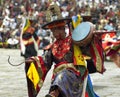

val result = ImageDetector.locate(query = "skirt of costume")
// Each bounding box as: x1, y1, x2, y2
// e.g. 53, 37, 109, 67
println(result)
49, 69, 83, 97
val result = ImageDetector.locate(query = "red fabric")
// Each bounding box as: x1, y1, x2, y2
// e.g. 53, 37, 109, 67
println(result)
26, 56, 48, 97
102, 32, 120, 56
101, 32, 116, 39
85, 91, 89, 97
90, 36, 105, 74
102, 32, 116, 50
52, 35, 72, 59
30, 56, 48, 82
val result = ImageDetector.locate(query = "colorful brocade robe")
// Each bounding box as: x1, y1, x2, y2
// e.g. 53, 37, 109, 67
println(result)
25, 34, 105, 97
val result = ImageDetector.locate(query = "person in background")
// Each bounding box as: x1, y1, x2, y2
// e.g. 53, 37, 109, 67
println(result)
20, 17, 40, 59
20, 17, 40, 97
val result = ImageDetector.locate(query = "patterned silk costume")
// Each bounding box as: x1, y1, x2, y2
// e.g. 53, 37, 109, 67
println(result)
25, 2, 105, 97
25, 30, 105, 97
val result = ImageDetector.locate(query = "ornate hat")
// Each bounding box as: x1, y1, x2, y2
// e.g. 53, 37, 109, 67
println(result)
41, 1, 71, 29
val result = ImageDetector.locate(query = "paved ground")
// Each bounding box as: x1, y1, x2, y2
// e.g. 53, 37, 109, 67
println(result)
0, 48, 120, 97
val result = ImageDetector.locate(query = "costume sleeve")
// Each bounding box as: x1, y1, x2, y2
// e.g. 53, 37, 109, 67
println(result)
89, 35, 105, 74
25, 50, 53, 97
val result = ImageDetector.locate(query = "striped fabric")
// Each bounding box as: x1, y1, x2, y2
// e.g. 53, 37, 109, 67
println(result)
26, 56, 48, 97
90, 36, 105, 74
85, 75, 99, 97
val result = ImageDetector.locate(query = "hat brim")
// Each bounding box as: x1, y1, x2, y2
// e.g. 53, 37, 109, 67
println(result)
41, 18, 71, 29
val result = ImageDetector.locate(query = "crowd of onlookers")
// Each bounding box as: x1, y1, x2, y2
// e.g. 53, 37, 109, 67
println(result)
0, 0, 120, 49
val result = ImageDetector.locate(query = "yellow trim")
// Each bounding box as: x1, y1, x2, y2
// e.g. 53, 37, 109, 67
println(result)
54, 63, 79, 74
22, 37, 34, 45
92, 42, 102, 72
